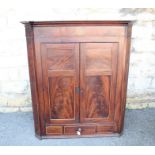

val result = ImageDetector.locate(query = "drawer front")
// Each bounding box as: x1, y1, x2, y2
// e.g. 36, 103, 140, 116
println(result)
46, 124, 116, 136
46, 126, 63, 135
64, 126, 96, 135
97, 125, 115, 133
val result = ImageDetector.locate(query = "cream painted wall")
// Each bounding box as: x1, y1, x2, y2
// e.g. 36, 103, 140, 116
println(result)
0, 8, 155, 112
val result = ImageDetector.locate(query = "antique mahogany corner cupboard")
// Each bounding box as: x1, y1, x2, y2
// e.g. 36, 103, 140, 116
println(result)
22, 21, 132, 139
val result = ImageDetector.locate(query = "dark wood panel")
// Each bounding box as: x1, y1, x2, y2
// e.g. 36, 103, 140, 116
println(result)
46, 126, 63, 135
49, 76, 75, 119
34, 26, 126, 39
80, 43, 118, 123
85, 76, 110, 118
41, 43, 79, 124
114, 30, 132, 133
24, 23, 42, 137
34, 36, 123, 43
97, 125, 115, 133
85, 43, 112, 71
46, 44, 75, 70
119, 24, 132, 132
64, 125, 96, 135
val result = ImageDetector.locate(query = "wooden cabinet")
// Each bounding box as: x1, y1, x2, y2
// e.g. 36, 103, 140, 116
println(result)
22, 21, 132, 139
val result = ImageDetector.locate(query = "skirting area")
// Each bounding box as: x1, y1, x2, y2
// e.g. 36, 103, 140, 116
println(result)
0, 109, 155, 146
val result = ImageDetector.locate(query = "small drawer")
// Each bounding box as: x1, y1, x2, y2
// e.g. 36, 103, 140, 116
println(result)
46, 126, 63, 135
97, 125, 114, 133
64, 126, 96, 135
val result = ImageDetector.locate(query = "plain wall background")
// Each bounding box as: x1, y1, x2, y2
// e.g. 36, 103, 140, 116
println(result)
0, 5, 155, 112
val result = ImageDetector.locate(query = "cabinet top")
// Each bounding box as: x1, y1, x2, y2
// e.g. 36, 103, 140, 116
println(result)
21, 20, 134, 26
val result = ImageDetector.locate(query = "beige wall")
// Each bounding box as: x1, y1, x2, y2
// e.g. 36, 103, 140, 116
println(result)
0, 8, 155, 112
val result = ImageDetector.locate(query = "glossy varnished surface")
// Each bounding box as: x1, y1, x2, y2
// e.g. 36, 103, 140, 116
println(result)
80, 43, 118, 124
23, 21, 132, 138
85, 76, 110, 118
49, 77, 75, 119
41, 43, 79, 125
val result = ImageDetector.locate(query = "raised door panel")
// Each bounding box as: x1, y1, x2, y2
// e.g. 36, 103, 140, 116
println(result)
80, 43, 118, 123
41, 43, 79, 125
85, 76, 110, 118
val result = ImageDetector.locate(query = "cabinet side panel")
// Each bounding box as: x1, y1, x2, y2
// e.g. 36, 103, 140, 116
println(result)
118, 24, 133, 133
24, 23, 41, 137
114, 25, 132, 133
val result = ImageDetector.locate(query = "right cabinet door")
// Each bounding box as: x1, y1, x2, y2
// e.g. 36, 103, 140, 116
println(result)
80, 43, 118, 124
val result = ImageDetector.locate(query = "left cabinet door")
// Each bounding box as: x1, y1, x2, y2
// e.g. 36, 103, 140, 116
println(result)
41, 43, 80, 128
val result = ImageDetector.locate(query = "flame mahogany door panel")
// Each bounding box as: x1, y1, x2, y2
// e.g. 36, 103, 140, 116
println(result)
80, 43, 118, 123
41, 43, 79, 125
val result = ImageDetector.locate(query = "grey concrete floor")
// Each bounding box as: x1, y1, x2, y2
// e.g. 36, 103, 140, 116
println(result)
0, 109, 155, 146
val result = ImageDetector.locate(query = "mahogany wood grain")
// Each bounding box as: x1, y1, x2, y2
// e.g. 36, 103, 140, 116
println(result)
64, 125, 96, 135
46, 126, 63, 135
24, 23, 42, 136
23, 21, 132, 139
80, 43, 118, 123
41, 43, 79, 124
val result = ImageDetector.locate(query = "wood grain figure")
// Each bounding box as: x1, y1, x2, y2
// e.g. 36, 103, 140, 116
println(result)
22, 21, 132, 139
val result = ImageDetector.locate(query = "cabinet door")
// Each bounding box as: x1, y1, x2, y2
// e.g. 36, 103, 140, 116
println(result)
80, 43, 118, 123
41, 43, 79, 125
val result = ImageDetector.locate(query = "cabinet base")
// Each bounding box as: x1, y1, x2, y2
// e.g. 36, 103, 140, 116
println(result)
36, 133, 121, 139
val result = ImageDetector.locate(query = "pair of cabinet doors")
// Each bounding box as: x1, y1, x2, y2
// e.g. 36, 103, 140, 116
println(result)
23, 21, 132, 138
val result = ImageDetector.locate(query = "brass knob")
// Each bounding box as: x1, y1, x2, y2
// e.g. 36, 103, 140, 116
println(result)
76, 128, 82, 135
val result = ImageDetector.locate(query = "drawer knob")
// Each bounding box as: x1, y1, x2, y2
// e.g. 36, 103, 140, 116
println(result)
76, 128, 82, 135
